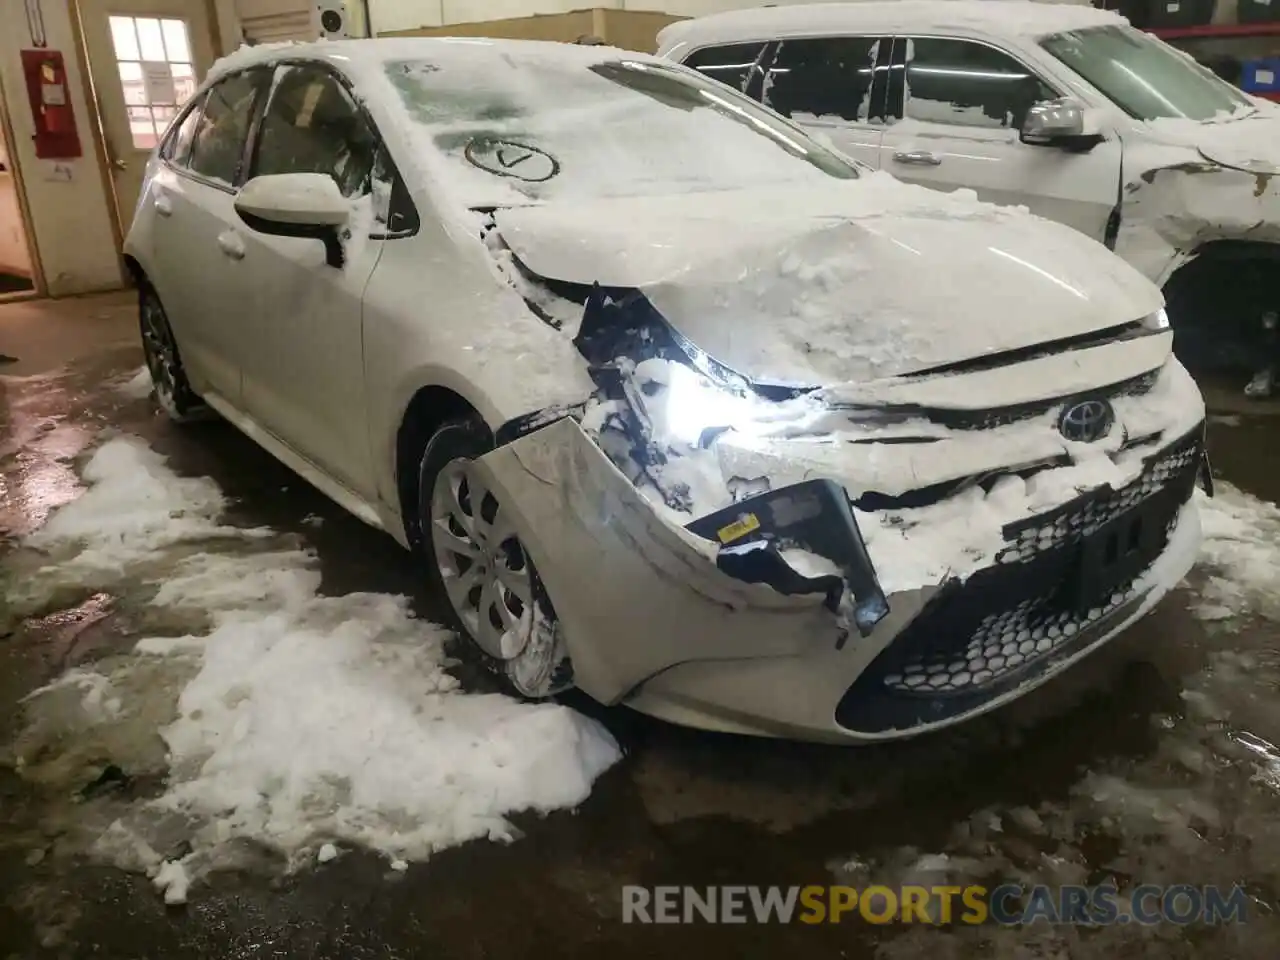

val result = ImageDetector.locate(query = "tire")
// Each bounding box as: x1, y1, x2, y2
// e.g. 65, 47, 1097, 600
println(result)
416, 417, 573, 698
138, 283, 207, 423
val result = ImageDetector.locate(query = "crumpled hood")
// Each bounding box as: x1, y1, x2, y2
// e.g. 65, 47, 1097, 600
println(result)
1148, 109, 1280, 176
494, 177, 1162, 385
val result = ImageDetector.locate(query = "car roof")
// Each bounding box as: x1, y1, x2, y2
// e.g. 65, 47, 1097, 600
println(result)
657, 0, 1125, 52
206, 35, 657, 85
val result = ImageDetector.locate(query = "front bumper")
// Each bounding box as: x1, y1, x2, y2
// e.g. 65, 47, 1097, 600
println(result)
473, 418, 1204, 743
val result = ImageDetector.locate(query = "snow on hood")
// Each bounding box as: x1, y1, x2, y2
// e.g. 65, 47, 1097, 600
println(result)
1147, 106, 1280, 177
495, 175, 1162, 385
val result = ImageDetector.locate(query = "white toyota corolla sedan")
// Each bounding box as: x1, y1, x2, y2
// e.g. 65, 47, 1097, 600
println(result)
125, 37, 1210, 743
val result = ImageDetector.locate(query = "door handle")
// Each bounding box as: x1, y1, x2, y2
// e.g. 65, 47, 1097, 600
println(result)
101, 125, 128, 171
893, 150, 943, 166
217, 231, 245, 260
154, 194, 173, 217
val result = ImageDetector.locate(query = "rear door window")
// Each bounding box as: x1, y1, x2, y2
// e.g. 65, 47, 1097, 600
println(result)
186, 70, 267, 185
762, 37, 889, 123
896, 37, 1058, 129
682, 41, 769, 95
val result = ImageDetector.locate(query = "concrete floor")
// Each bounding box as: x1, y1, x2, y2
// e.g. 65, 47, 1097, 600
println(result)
0, 290, 136, 377
3, 294, 1280, 958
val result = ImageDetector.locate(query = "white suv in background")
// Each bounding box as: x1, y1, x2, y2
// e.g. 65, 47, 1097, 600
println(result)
658, 0, 1280, 396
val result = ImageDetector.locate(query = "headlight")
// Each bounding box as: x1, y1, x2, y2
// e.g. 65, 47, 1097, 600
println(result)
625, 358, 818, 448
663, 361, 754, 446
1144, 308, 1170, 331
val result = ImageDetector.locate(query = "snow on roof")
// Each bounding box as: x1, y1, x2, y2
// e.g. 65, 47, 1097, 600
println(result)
657, 0, 1125, 52
208, 35, 643, 84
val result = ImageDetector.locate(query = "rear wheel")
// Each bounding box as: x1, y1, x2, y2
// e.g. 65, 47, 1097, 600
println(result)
417, 418, 572, 698
138, 284, 206, 422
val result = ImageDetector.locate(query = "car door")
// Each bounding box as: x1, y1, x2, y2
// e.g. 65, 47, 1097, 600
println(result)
147, 68, 271, 404
877, 36, 1122, 243
756, 36, 894, 169
234, 62, 385, 498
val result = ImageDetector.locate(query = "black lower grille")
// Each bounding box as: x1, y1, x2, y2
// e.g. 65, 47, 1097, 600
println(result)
835, 424, 1204, 735
997, 431, 1202, 565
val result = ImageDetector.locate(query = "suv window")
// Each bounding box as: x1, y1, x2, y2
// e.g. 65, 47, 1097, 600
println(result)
682, 41, 767, 94
186, 71, 264, 185
899, 37, 1057, 129
252, 65, 379, 197
1041, 24, 1251, 122
762, 37, 886, 123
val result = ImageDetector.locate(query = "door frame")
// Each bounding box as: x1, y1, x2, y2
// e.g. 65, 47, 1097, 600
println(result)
67, 0, 230, 281
0, 67, 47, 300
68, 0, 129, 278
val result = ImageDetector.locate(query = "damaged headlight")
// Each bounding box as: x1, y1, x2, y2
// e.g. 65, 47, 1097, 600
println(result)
621, 358, 762, 449
661, 361, 757, 447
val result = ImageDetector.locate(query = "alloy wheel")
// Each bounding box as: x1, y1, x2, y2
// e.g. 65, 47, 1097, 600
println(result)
430, 458, 535, 661
140, 293, 178, 410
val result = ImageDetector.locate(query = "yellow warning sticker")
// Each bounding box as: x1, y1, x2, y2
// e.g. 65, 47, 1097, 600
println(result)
717, 513, 761, 544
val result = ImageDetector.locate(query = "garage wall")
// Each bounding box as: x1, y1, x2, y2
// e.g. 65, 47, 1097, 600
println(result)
231, 0, 369, 42
0, 0, 123, 296
368, 0, 837, 35
383, 8, 685, 50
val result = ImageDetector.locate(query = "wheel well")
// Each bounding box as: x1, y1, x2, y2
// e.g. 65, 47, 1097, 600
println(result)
1163, 241, 1280, 375
396, 387, 490, 549
122, 254, 146, 288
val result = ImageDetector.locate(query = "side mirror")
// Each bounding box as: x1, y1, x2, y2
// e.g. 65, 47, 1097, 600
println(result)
1021, 98, 1086, 144
235, 173, 350, 268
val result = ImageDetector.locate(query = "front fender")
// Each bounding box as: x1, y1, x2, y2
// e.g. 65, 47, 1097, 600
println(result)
470, 417, 856, 702
1117, 160, 1280, 285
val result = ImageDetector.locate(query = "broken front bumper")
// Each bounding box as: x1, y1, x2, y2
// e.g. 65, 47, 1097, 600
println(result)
473, 418, 1204, 743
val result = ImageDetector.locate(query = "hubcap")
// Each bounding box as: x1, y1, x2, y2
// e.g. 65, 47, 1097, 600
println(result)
140, 295, 177, 404
430, 459, 535, 661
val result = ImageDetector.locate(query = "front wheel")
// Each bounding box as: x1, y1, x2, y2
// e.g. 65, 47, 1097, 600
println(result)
138, 284, 206, 422
417, 418, 572, 698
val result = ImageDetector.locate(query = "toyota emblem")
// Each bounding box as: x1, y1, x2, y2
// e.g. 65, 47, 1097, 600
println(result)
1058, 399, 1114, 443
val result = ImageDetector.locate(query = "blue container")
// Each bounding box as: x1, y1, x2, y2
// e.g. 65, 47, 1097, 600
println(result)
1242, 58, 1280, 94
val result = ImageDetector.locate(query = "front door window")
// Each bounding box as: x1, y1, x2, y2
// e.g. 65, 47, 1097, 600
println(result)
896, 37, 1058, 130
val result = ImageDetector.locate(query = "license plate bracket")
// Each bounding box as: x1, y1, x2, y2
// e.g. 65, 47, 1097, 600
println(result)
1071, 497, 1165, 613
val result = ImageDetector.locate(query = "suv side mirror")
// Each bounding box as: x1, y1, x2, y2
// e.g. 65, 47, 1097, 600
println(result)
1020, 98, 1104, 151
1021, 99, 1084, 142
235, 173, 350, 268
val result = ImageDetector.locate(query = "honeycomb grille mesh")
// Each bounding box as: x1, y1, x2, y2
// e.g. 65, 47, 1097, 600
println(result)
996, 439, 1200, 566
882, 588, 1131, 694
881, 429, 1202, 697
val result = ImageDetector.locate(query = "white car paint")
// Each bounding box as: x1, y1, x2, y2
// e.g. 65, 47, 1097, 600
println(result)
656, 0, 1280, 289
124, 37, 1206, 742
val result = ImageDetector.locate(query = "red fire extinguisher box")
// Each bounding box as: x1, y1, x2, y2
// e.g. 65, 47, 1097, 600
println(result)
20, 49, 83, 160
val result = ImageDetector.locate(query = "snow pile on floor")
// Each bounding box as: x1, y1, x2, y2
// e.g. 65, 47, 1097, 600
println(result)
115, 366, 154, 400
24, 436, 241, 572
1192, 483, 1280, 622
16, 437, 621, 902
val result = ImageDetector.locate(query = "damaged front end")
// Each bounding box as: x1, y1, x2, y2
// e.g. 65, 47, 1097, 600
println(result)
471, 210, 1208, 741
1116, 140, 1280, 379
570, 283, 890, 637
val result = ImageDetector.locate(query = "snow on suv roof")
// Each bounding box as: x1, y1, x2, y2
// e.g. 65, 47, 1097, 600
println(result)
658, 0, 1124, 51
208, 36, 649, 83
